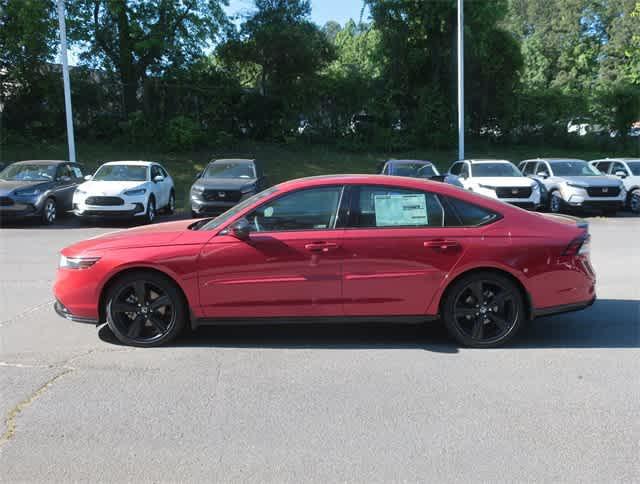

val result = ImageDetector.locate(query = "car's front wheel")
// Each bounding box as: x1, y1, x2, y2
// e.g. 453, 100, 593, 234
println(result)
549, 190, 563, 213
441, 272, 525, 348
41, 197, 57, 225
105, 271, 187, 347
165, 190, 175, 214
145, 196, 156, 224
629, 189, 640, 214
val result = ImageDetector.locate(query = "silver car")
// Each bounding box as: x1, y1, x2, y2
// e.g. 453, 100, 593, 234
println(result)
519, 158, 625, 215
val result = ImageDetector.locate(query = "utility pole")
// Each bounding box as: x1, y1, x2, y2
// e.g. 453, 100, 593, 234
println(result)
57, 0, 76, 162
457, 0, 464, 160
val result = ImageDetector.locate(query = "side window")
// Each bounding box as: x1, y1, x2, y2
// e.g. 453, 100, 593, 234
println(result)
538, 162, 550, 176
449, 163, 461, 175
521, 162, 536, 175
594, 161, 611, 174
441, 196, 499, 227
460, 163, 470, 178
57, 164, 73, 180
151, 165, 162, 179
70, 164, 84, 179
246, 186, 343, 232
382, 163, 390, 175
349, 186, 446, 228
611, 162, 627, 175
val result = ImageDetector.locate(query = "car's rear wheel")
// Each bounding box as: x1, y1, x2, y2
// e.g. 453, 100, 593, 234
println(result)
41, 197, 57, 225
165, 190, 175, 214
441, 272, 525, 348
629, 189, 640, 214
105, 271, 186, 347
549, 190, 563, 213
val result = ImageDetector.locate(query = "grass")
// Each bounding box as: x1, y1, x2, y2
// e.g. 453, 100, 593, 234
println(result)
2, 140, 637, 210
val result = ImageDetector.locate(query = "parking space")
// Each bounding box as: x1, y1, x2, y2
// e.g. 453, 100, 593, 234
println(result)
0, 216, 638, 481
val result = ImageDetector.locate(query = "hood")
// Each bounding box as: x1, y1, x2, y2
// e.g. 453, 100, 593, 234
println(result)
195, 177, 256, 190
78, 180, 147, 196
0, 179, 52, 196
556, 175, 621, 187
61, 219, 202, 254
470, 177, 534, 188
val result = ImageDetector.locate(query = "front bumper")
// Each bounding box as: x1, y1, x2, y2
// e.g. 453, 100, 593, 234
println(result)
54, 300, 99, 324
73, 202, 145, 218
560, 186, 625, 208
0, 198, 44, 219
191, 199, 237, 215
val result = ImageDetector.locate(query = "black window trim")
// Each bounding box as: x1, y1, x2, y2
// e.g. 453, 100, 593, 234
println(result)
240, 184, 348, 234
343, 184, 502, 230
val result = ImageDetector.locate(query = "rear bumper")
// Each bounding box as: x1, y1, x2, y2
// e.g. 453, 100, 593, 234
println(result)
532, 297, 596, 318
54, 300, 99, 324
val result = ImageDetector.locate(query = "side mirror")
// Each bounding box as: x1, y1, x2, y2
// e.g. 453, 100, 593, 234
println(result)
536, 171, 549, 179
614, 170, 627, 178
153, 175, 164, 183
84, 174, 92, 181
229, 218, 251, 241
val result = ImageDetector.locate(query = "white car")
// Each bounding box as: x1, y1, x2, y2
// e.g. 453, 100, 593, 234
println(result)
447, 159, 541, 210
590, 158, 640, 213
73, 161, 175, 223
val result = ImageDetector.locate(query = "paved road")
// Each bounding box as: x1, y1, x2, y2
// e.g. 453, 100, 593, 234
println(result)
1, 214, 638, 482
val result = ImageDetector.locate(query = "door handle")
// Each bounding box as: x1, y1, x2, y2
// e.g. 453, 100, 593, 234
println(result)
304, 242, 339, 253
424, 240, 461, 250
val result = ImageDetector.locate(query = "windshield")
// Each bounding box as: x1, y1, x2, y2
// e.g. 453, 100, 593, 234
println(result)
199, 186, 279, 230
550, 160, 599, 177
392, 163, 437, 178
471, 163, 522, 177
0, 163, 57, 181
627, 162, 640, 176
92, 165, 148, 182
204, 162, 256, 179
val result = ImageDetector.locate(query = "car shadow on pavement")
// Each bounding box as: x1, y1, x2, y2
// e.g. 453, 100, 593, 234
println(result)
0, 212, 189, 229
98, 299, 639, 351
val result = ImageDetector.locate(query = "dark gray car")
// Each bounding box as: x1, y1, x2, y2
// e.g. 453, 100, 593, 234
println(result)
0, 160, 85, 224
190, 159, 267, 217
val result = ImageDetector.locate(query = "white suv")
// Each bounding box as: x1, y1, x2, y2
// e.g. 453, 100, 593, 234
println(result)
590, 158, 640, 214
447, 159, 541, 210
73, 161, 175, 223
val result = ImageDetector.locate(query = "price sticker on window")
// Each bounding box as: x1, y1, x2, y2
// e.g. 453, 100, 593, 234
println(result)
374, 193, 428, 227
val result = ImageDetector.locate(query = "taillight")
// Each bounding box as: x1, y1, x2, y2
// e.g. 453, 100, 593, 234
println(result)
563, 234, 590, 256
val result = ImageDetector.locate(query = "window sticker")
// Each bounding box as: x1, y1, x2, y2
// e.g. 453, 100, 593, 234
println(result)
374, 193, 428, 227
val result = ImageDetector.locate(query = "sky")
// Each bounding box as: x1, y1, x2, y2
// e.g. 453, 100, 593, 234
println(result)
226, 0, 369, 27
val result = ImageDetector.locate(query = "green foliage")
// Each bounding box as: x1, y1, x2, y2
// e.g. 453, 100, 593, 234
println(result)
165, 115, 203, 151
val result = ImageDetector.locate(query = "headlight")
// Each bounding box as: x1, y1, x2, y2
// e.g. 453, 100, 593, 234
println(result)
123, 188, 146, 196
240, 185, 256, 194
478, 184, 496, 190
191, 185, 204, 194
59, 255, 100, 270
14, 187, 41, 197
74, 188, 87, 195
566, 182, 587, 189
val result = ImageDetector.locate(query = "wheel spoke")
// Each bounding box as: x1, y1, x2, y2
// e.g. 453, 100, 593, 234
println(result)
112, 301, 138, 313
133, 281, 146, 305
149, 315, 168, 333
469, 281, 484, 304
471, 319, 484, 339
491, 291, 513, 308
488, 313, 509, 331
455, 306, 476, 318
150, 295, 171, 311
126, 315, 144, 338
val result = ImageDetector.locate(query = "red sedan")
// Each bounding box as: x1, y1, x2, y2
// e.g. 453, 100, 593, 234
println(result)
53, 175, 596, 348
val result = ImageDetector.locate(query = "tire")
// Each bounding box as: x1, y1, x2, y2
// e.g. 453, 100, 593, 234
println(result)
145, 196, 156, 224
441, 272, 526, 348
105, 271, 187, 347
629, 189, 640, 214
165, 190, 176, 214
41, 197, 57, 225
549, 190, 563, 214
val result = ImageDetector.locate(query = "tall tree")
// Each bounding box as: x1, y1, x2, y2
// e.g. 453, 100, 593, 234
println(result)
67, 0, 229, 116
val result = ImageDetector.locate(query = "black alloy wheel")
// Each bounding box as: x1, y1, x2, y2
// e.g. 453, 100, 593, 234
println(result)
42, 197, 57, 225
166, 191, 176, 214
549, 191, 563, 214
105, 271, 186, 347
145, 196, 156, 224
629, 190, 640, 214
442, 272, 525, 348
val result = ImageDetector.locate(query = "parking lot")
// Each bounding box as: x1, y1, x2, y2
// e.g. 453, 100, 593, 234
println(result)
0, 214, 638, 482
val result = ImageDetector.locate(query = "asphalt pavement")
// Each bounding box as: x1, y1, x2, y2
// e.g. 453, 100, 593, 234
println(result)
0, 213, 638, 482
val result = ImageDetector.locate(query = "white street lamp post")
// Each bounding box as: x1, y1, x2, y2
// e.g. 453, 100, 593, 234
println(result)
457, 0, 464, 160
57, 0, 76, 163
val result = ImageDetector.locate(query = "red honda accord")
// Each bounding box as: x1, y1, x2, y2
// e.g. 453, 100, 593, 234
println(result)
53, 175, 595, 348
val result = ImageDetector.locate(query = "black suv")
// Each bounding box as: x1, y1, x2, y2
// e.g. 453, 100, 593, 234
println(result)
190, 159, 267, 217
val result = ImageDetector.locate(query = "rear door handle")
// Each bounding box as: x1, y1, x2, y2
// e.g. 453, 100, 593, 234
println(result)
424, 240, 461, 250
304, 242, 339, 253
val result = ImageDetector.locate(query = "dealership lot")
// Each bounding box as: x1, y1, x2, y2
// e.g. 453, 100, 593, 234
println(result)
0, 216, 638, 481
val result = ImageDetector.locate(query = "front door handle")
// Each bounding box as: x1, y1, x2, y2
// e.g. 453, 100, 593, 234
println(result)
424, 240, 461, 251
304, 242, 339, 253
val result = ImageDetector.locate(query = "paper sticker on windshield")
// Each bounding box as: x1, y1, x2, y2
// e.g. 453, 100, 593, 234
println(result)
374, 193, 428, 227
